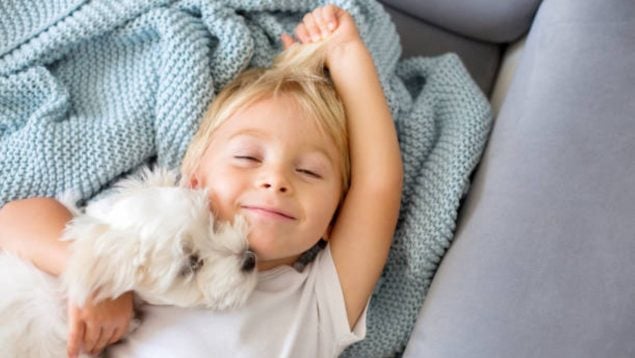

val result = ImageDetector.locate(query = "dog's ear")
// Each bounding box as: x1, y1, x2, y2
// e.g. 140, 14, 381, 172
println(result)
61, 216, 139, 306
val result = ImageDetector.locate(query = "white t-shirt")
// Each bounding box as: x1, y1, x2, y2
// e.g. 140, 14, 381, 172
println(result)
109, 244, 368, 357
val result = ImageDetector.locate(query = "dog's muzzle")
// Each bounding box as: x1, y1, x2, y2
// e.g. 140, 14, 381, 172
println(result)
241, 250, 256, 272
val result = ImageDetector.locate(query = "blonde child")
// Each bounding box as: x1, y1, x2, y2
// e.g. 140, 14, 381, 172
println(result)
0, 4, 402, 357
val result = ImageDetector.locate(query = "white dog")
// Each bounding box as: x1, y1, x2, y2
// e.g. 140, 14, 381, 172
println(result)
0, 167, 258, 358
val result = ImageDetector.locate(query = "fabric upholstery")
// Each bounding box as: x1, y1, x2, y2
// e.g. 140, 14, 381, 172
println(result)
0, 1, 492, 356
404, 0, 635, 356
380, 0, 541, 43
383, 4, 501, 95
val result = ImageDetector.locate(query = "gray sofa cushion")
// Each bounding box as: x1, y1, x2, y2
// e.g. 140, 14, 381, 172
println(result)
383, 5, 500, 95
404, 0, 635, 356
381, 0, 541, 43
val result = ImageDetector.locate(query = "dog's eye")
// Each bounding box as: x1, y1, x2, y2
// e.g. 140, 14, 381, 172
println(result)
189, 254, 203, 271
179, 254, 204, 277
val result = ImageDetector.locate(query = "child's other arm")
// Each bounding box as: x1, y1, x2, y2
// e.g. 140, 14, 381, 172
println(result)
0, 198, 134, 357
285, 5, 403, 330
0, 198, 73, 275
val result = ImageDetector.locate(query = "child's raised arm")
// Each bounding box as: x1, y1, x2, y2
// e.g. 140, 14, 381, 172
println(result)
283, 5, 403, 329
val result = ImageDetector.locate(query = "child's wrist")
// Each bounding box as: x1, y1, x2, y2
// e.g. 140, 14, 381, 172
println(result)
326, 39, 370, 70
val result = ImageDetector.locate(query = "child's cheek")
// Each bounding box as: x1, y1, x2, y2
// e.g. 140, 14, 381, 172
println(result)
207, 177, 242, 223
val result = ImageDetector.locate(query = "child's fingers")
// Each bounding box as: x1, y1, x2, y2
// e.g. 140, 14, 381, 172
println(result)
302, 13, 321, 42
312, 7, 331, 38
83, 323, 103, 354
108, 326, 125, 345
280, 33, 296, 49
67, 307, 84, 358
294, 24, 311, 44
322, 4, 338, 31
90, 327, 114, 355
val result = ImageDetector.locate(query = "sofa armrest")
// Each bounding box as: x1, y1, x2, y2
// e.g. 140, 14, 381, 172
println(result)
404, 0, 635, 356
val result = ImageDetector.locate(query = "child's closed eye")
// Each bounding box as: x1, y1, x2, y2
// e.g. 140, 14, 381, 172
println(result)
296, 168, 322, 179
234, 155, 261, 162
233, 155, 262, 168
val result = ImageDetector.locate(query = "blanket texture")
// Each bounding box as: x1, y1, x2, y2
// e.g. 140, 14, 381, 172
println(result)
0, 0, 492, 355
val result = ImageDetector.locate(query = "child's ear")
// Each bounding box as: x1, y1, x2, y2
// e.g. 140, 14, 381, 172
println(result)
187, 174, 200, 189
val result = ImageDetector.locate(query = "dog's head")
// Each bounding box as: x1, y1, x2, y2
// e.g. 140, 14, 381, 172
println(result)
127, 186, 258, 310
64, 168, 258, 310
177, 214, 258, 310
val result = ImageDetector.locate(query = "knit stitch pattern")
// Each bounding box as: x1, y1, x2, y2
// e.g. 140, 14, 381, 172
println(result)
0, 0, 492, 356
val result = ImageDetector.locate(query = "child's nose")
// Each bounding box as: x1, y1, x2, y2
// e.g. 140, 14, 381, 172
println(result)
258, 169, 292, 194
261, 182, 289, 193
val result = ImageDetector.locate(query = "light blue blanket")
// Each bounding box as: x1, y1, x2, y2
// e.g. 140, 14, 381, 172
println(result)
0, 0, 492, 355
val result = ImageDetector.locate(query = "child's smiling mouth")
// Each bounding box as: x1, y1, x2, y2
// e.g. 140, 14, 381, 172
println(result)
240, 205, 297, 221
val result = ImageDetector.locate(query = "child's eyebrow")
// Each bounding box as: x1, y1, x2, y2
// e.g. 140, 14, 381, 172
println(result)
302, 147, 335, 167
227, 129, 268, 141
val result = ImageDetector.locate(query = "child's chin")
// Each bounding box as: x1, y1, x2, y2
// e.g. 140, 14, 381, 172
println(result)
246, 235, 278, 257
247, 226, 284, 243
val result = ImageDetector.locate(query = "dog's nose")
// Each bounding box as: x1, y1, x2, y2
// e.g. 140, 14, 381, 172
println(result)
241, 250, 256, 272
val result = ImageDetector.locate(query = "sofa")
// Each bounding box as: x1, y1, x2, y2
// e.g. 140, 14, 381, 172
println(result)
1, 0, 633, 356
379, 0, 635, 356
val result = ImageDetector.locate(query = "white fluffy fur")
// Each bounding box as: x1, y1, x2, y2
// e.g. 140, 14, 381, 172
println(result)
0, 167, 258, 357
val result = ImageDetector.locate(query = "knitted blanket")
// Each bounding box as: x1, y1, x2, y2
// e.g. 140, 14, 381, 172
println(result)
0, 0, 492, 355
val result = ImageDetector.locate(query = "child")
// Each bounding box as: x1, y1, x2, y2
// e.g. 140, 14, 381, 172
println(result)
0, 4, 402, 357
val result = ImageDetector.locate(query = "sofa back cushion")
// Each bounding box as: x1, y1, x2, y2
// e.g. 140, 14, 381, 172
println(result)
380, 0, 542, 43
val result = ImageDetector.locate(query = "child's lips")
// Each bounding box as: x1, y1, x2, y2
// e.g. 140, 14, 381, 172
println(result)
240, 205, 296, 221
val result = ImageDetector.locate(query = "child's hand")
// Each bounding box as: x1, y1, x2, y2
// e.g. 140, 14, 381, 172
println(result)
281, 4, 363, 66
67, 291, 134, 357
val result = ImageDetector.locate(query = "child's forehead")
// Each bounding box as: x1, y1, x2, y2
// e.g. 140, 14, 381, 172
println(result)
219, 95, 325, 139
208, 93, 342, 160
240, 92, 307, 118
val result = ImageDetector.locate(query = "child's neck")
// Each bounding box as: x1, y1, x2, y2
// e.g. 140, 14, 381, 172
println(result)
256, 255, 300, 271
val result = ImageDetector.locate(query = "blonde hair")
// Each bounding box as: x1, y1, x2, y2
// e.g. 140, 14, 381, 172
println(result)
181, 42, 350, 194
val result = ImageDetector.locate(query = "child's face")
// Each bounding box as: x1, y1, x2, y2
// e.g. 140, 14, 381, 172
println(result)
190, 94, 343, 271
